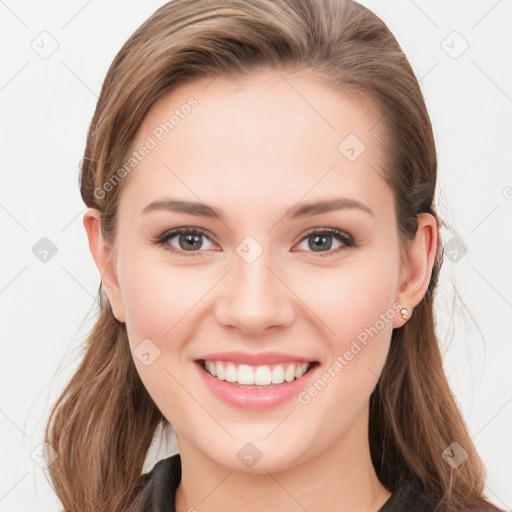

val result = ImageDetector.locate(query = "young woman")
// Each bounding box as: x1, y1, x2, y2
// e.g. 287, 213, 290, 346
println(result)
44, 0, 504, 510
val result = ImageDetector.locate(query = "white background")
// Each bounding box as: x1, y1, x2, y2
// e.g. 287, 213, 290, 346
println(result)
0, 1, 511, 510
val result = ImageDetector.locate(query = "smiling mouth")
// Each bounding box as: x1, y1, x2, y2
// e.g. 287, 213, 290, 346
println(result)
196, 359, 320, 388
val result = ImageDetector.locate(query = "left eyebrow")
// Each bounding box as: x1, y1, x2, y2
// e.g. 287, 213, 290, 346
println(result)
141, 199, 224, 220
141, 197, 374, 220
284, 197, 374, 219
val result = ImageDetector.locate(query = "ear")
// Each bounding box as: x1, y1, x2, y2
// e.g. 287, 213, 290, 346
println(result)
83, 208, 126, 323
392, 213, 438, 328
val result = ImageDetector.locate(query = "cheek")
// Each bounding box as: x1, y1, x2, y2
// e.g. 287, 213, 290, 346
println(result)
122, 273, 166, 344
294, 280, 395, 440
294, 252, 400, 344
117, 252, 207, 395
319, 276, 394, 385
119, 252, 201, 343
291, 252, 399, 407
117, 258, 194, 423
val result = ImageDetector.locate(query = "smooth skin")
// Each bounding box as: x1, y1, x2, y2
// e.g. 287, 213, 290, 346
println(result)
84, 70, 437, 512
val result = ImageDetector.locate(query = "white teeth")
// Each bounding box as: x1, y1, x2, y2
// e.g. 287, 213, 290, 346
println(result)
254, 365, 272, 385
271, 365, 285, 384
284, 364, 296, 383
205, 361, 217, 377
295, 364, 307, 379
203, 361, 312, 385
225, 363, 237, 382
215, 362, 226, 380
237, 364, 254, 385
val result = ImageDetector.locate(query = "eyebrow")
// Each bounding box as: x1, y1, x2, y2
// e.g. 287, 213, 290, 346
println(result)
141, 197, 374, 220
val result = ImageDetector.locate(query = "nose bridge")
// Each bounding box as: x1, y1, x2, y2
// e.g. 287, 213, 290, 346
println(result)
236, 247, 275, 300
214, 238, 294, 334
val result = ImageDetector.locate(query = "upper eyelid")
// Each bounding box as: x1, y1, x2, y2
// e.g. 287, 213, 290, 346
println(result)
155, 227, 218, 249
156, 226, 353, 251
165, 227, 217, 243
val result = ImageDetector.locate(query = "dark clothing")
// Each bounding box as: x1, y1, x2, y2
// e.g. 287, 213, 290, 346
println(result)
139, 453, 501, 511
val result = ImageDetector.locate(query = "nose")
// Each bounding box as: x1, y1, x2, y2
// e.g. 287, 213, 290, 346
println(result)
214, 249, 295, 336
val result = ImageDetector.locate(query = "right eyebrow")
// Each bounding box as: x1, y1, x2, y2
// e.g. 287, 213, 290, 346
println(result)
141, 196, 374, 221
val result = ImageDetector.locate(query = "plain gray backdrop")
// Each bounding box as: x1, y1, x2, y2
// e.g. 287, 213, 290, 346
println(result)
1, 1, 511, 510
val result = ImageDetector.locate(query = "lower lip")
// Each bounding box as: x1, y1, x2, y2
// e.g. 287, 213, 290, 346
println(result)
195, 361, 318, 410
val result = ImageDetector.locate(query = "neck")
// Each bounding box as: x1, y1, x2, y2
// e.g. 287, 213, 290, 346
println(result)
174, 411, 391, 512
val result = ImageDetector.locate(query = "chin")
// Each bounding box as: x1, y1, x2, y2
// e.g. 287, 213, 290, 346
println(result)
200, 435, 311, 474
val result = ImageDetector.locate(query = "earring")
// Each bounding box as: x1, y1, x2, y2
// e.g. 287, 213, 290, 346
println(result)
400, 308, 409, 320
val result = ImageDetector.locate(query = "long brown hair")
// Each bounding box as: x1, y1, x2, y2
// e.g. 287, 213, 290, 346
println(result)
45, 1, 497, 510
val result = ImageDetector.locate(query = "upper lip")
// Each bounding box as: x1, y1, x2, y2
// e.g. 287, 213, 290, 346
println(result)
196, 351, 317, 366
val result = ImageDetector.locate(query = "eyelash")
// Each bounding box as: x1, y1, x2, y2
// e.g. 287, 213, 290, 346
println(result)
151, 226, 356, 258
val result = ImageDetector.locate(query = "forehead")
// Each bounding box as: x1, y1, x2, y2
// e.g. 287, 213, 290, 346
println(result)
118, 71, 392, 223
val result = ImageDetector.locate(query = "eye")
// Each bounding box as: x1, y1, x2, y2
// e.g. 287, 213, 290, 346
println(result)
295, 227, 355, 256
152, 226, 355, 257
152, 227, 216, 256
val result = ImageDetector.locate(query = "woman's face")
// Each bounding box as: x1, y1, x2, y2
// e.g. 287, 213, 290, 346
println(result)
99, 71, 414, 472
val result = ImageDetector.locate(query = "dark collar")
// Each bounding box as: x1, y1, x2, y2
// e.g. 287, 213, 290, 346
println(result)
139, 453, 500, 512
